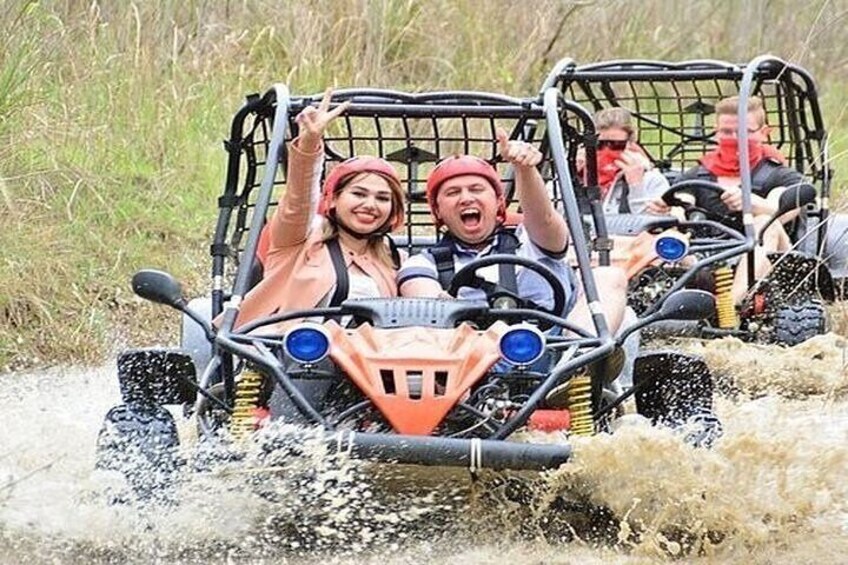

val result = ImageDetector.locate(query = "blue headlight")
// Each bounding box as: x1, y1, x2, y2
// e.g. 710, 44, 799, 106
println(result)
655, 233, 689, 262
499, 326, 546, 366
284, 324, 330, 364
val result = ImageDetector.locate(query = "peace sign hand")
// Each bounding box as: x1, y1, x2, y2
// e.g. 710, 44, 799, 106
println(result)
296, 88, 350, 150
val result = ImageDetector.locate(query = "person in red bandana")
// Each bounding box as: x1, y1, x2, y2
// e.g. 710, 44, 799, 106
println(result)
646, 95, 804, 301
585, 107, 670, 214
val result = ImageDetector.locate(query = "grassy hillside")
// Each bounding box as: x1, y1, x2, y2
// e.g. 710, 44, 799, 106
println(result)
1, 0, 847, 369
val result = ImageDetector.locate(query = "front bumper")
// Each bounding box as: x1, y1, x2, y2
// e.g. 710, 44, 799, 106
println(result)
324, 431, 571, 472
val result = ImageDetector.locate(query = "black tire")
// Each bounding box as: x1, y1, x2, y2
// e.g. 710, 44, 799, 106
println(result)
632, 351, 723, 448
96, 404, 182, 503
772, 300, 829, 346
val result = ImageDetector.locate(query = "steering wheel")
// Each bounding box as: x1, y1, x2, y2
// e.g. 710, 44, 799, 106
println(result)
447, 254, 567, 318
661, 180, 734, 224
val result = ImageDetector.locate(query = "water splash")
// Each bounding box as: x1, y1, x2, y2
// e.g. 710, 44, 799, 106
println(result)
1, 334, 846, 562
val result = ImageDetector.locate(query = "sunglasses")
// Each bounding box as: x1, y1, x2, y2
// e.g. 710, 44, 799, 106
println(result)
597, 139, 628, 151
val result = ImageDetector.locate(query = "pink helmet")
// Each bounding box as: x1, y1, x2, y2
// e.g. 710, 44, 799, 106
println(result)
317, 156, 404, 232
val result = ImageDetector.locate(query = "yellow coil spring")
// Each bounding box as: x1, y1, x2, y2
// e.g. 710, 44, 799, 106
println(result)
714, 265, 738, 329
229, 369, 263, 440
564, 373, 594, 437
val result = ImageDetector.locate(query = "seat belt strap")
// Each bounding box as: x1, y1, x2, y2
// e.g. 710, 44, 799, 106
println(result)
327, 238, 350, 307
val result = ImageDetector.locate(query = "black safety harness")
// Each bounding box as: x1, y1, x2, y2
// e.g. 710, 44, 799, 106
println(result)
428, 229, 521, 293
614, 177, 633, 214
326, 234, 401, 307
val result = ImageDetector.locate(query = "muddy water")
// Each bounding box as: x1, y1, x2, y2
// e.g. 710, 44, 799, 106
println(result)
1, 334, 846, 564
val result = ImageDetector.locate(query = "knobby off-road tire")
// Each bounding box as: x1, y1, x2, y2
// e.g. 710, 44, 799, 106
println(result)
96, 404, 182, 503
772, 300, 829, 346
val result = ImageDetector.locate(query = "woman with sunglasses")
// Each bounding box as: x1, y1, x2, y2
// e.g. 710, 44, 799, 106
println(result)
233, 89, 405, 331
582, 107, 669, 215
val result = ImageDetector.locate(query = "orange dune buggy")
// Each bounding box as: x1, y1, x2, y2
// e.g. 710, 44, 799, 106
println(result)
95, 86, 720, 499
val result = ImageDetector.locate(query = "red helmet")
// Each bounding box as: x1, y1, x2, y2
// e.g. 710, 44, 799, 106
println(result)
318, 156, 404, 232
425, 155, 506, 227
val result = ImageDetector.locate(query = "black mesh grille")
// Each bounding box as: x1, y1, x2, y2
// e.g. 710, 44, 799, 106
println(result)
552, 59, 828, 183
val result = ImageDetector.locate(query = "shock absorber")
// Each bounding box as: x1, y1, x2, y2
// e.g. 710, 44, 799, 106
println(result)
563, 373, 594, 437
229, 368, 264, 440
714, 265, 738, 329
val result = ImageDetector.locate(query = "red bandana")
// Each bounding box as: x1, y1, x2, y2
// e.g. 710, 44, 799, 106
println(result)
594, 148, 623, 196
700, 139, 787, 177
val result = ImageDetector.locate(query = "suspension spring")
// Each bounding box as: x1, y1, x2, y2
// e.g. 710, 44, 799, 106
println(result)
714, 265, 738, 329
229, 368, 263, 440
564, 373, 594, 437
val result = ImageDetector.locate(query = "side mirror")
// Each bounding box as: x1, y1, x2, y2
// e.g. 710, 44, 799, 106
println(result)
131, 269, 216, 342
616, 289, 715, 344
132, 269, 186, 309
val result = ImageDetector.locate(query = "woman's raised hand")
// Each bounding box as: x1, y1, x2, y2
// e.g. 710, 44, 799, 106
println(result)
296, 88, 350, 150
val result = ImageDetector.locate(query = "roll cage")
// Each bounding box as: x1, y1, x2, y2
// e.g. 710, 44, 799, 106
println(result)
205, 86, 624, 438
211, 87, 621, 321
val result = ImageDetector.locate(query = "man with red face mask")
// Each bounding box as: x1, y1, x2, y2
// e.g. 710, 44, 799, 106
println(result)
646, 95, 804, 301
647, 96, 801, 233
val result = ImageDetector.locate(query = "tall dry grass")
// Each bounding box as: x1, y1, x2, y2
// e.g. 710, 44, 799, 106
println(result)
1, 0, 847, 368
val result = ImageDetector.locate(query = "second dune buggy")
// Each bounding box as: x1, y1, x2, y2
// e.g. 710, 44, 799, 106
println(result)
540, 54, 843, 346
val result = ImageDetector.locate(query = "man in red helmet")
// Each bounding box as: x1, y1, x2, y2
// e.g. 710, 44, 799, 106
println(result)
398, 128, 627, 335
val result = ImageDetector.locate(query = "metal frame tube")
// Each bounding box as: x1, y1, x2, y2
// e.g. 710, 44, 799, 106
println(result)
326, 431, 571, 471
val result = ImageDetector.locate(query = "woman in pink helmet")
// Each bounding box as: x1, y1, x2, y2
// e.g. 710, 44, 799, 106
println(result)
234, 90, 405, 330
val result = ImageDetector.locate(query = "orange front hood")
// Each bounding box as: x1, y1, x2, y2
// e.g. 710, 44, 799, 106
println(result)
326, 321, 508, 435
